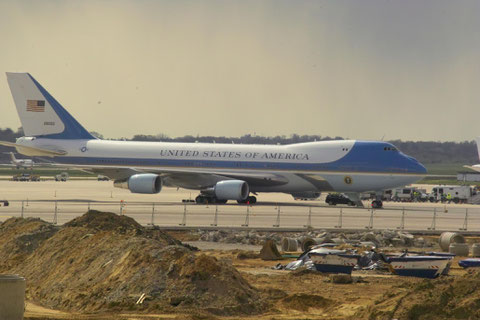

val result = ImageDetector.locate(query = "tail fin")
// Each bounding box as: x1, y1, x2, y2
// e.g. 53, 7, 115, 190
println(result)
6, 73, 94, 140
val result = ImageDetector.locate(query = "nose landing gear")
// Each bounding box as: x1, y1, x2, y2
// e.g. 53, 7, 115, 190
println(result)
371, 200, 383, 209
371, 191, 384, 208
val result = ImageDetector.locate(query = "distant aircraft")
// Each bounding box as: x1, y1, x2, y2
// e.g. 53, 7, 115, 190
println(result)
1, 72, 427, 208
1, 152, 34, 169
464, 137, 480, 173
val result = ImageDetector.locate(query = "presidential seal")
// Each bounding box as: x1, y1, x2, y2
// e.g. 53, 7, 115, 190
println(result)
344, 176, 353, 185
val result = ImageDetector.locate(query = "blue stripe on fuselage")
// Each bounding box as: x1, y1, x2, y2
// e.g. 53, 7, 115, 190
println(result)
52, 141, 426, 174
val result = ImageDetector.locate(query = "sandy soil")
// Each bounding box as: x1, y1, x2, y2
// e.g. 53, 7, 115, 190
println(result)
5, 215, 474, 320
23, 244, 473, 320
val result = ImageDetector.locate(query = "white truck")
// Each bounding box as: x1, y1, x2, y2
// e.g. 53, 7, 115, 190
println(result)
389, 187, 428, 202
429, 185, 472, 203
392, 188, 415, 202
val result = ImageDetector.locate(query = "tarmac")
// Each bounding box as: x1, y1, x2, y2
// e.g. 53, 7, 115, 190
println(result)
1, 180, 480, 232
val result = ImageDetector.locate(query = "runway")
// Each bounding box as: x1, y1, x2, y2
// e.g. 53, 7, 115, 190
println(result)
0, 180, 479, 233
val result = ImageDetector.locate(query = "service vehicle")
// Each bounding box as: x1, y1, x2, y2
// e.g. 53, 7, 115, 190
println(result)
390, 187, 427, 202
429, 185, 472, 203
392, 188, 416, 202
325, 193, 356, 206
12, 173, 40, 181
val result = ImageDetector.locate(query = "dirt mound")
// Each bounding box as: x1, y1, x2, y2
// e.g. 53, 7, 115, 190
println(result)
64, 210, 142, 233
281, 293, 335, 311
0, 211, 264, 316
0, 217, 58, 270
355, 270, 480, 319
235, 250, 259, 260
174, 313, 219, 320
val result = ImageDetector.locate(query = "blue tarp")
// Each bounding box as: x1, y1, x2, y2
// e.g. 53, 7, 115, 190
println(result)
459, 258, 480, 268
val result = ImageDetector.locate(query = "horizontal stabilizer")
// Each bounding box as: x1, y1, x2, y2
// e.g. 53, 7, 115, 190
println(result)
0, 141, 66, 157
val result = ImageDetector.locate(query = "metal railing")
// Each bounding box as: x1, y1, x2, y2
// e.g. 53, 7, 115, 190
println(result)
1, 200, 480, 233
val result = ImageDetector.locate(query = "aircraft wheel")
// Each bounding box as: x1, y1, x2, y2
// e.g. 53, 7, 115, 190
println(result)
195, 195, 207, 204
247, 196, 257, 204
371, 200, 383, 208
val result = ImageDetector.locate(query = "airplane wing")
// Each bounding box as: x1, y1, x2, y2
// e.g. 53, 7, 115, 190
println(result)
160, 170, 289, 189
47, 163, 289, 188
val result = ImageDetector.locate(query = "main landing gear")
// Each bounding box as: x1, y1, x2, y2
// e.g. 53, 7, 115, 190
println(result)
194, 195, 257, 205
195, 195, 227, 204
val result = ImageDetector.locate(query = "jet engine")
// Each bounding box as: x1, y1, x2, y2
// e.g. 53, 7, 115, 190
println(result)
114, 173, 162, 194
214, 180, 249, 200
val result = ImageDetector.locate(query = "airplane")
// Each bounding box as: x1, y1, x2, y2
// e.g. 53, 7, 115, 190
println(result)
464, 137, 480, 173
2, 152, 34, 169
1, 72, 427, 208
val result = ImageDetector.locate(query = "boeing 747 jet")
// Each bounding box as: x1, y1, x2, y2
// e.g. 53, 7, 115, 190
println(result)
1, 73, 427, 208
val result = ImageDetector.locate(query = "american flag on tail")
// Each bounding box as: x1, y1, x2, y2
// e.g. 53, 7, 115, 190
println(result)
26, 100, 45, 112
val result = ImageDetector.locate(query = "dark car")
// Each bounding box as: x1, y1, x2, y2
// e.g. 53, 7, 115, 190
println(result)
325, 193, 355, 206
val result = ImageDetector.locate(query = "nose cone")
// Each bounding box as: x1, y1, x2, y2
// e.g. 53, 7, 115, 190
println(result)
404, 155, 427, 175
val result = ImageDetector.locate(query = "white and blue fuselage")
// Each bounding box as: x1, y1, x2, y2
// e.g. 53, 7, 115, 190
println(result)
15, 136, 426, 193
4, 72, 427, 203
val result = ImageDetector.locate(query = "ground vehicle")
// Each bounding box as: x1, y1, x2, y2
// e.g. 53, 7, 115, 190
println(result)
97, 175, 110, 181
391, 187, 427, 202
392, 188, 415, 202
13, 173, 40, 181
429, 185, 472, 203
55, 172, 69, 182
325, 193, 355, 206
0, 200, 9, 206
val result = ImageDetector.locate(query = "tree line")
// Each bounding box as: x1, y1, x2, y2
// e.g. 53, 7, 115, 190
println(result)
0, 128, 477, 165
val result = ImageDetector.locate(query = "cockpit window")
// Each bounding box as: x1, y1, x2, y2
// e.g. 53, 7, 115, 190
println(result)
383, 146, 397, 151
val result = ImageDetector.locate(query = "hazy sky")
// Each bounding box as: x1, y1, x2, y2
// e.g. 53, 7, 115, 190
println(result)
0, 0, 479, 141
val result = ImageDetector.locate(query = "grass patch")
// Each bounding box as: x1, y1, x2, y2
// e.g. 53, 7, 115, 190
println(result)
424, 163, 474, 175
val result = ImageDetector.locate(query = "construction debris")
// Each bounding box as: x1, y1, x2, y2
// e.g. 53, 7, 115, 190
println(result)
259, 239, 282, 260
439, 231, 466, 251
194, 229, 429, 249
